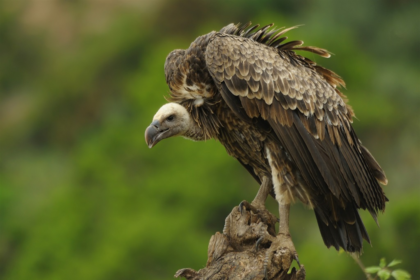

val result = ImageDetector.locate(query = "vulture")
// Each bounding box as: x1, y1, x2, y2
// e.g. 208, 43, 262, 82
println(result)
145, 22, 388, 270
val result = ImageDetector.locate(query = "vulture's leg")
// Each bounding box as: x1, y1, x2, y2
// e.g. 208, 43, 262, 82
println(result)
277, 201, 300, 266
239, 176, 271, 214
252, 176, 272, 208
259, 149, 304, 278
258, 197, 302, 278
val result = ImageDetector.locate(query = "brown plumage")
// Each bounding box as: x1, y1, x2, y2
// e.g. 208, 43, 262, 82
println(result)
146, 22, 388, 254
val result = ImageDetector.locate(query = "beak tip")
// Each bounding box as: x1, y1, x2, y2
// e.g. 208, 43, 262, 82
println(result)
145, 126, 152, 147
145, 124, 159, 148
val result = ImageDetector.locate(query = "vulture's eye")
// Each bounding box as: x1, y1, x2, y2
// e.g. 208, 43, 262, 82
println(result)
167, 115, 175, 121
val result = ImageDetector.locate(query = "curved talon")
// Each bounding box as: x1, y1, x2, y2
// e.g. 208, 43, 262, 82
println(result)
256, 236, 264, 251
294, 254, 301, 267
238, 200, 259, 215
239, 201, 245, 215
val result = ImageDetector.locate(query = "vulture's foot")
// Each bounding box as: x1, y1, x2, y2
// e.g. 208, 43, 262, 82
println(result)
257, 232, 305, 279
238, 200, 259, 215
238, 176, 278, 229
238, 200, 278, 237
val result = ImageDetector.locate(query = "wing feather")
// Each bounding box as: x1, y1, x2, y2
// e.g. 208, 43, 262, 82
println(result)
225, 75, 248, 97
205, 32, 387, 251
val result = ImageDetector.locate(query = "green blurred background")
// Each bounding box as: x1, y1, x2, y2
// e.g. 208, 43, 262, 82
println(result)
1, 0, 419, 279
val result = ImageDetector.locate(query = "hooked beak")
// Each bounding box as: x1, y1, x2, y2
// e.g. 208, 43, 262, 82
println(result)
145, 120, 169, 148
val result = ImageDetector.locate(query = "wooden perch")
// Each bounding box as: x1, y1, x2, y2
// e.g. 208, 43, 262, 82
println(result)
174, 204, 306, 280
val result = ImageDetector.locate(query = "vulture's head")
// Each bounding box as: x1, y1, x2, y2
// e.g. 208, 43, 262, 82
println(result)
145, 103, 192, 148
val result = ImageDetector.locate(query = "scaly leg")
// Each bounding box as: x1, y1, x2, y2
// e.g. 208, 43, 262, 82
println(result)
258, 202, 303, 279
261, 148, 304, 279
239, 176, 271, 214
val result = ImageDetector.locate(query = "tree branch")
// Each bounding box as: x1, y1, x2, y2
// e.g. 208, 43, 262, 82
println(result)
175, 205, 306, 280
351, 254, 374, 280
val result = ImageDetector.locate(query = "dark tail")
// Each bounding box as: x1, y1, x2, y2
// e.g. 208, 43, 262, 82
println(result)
360, 144, 388, 186
314, 205, 370, 253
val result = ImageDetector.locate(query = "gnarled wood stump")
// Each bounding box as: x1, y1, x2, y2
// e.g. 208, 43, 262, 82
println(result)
175, 205, 306, 280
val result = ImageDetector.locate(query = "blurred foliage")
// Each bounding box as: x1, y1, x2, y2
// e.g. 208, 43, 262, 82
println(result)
0, 0, 419, 279
365, 258, 411, 280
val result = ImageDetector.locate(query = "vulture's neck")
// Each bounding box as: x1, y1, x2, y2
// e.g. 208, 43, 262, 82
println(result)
184, 120, 207, 141
182, 99, 222, 142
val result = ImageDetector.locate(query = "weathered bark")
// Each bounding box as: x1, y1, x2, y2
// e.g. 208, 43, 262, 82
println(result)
175, 205, 306, 280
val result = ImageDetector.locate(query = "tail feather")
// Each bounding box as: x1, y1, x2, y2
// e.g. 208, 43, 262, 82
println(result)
315, 206, 370, 253
360, 144, 388, 186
